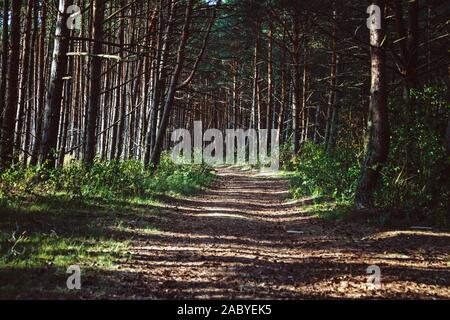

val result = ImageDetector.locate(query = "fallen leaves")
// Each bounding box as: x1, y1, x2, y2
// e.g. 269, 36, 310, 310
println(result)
43, 168, 450, 299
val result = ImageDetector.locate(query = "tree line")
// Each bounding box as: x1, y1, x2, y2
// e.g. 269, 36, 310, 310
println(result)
0, 0, 448, 209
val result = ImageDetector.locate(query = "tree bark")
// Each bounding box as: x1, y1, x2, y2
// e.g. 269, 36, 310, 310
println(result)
325, 5, 338, 152
30, 1, 47, 166
38, 0, 74, 168
14, 0, 34, 164
0, 0, 9, 131
84, 0, 104, 165
267, 21, 274, 145
355, 0, 390, 209
150, 0, 193, 167
0, 0, 21, 169
292, 13, 301, 154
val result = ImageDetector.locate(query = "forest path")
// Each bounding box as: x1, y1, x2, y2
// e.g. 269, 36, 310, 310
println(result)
111, 167, 449, 299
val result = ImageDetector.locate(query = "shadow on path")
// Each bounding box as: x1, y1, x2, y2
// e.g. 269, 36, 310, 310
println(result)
116, 168, 450, 299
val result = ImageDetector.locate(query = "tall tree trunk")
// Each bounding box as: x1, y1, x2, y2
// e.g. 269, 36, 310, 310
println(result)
150, 0, 193, 167
301, 31, 309, 144
0, 0, 21, 169
325, 5, 338, 152
109, 4, 125, 161
232, 57, 238, 130
394, 0, 420, 172
0, 0, 9, 131
278, 31, 287, 145
30, 1, 47, 166
355, 0, 390, 209
84, 0, 104, 165
23, 0, 39, 167
144, 0, 174, 165
266, 21, 274, 145
38, 0, 74, 168
58, 40, 75, 168
251, 24, 260, 130
292, 13, 301, 154
14, 0, 34, 164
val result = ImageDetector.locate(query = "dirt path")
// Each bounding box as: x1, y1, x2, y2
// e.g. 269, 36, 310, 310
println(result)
109, 167, 449, 299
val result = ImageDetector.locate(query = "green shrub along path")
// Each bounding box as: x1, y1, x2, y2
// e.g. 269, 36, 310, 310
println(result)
2, 166, 448, 299
0, 157, 214, 298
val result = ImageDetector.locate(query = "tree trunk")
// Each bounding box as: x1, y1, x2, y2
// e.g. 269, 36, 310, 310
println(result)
292, 13, 301, 154
325, 5, 338, 152
150, 0, 193, 167
394, 0, 420, 172
14, 0, 34, 164
0, 0, 9, 131
144, 0, 174, 165
355, 0, 390, 209
38, 0, 73, 168
23, 0, 39, 167
251, 25, 260, 130
278, 31, 287, 145
0, 0, 21, 169
267, 21, 274, 145
30, 1, 47, 166
84, 0, 104, 165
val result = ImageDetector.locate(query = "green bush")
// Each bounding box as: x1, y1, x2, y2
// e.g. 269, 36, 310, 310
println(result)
150, 155, 214, 195
0, 155, 214, 203
285, 84, 449, 226
288, 142, 361, 201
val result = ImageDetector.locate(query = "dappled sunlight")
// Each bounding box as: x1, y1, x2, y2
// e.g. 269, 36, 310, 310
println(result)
210, 189, 290, 196
107, 167, 450, 299
195, 213, 254, 220
2, 167, 448, 299
0, 0, 447, 301
368, 230, 450, 240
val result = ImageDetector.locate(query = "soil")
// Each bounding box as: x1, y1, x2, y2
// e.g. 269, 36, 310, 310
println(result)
101, 167, 450, 299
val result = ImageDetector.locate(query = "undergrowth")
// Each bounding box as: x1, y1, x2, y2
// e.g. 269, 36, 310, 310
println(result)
0, 155, 214, 298
285, 84, 449, 228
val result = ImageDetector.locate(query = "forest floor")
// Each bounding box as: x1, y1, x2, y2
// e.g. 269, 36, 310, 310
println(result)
95, 167, 449, 299
1, 167, 449, 299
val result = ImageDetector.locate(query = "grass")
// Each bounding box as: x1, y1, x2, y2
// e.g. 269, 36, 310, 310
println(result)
0, 158, 214, 298
282, 140, 449, 229
299, 201, 349, 220
291, 195, 450, 230
0, 195, 153, 298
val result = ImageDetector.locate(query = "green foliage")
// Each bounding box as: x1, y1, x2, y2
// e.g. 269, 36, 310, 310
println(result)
279, 140, 295, 171
149, 154, 214, 195
285, 84, 449, 227
0, 155, 214, 202
378, 84, 449, 224
0, 164, 42, 198
381, 122, 446, 206
410, 83, 449, 111
0, 155, 214, 297
51, 160, 152, 198
288, 142, 361, 201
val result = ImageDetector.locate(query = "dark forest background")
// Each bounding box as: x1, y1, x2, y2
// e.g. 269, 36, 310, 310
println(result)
0, 0, 448, 224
